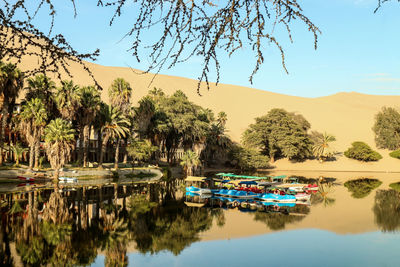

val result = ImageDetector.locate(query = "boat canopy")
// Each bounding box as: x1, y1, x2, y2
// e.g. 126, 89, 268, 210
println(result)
215, 173, 269, 180
271, 175, 287, 180
185, 176, 207, 182
239, 181, 258, 185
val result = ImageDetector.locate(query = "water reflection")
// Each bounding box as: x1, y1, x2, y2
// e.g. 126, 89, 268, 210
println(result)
310, 182, 336, 207
0, 180, 225, 266
344, 178, 382, 199
373, 189, 400, 232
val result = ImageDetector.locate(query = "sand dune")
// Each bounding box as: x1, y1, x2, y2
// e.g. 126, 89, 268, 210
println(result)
15, 57, 400, 171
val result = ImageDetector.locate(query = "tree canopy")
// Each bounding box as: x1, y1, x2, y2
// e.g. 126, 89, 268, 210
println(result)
372, 107, 400, 150
242, 108, 312, 162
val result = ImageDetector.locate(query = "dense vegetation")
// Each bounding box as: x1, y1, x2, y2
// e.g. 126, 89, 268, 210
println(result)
372, 107, 400, 150
242, 108, 313, 162
0, 62, 234, 176
344, 142, 382, 162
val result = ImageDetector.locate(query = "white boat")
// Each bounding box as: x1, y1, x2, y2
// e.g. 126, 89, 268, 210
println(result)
294, 193, 311, 201
185, 176, 212, 195
58, 177, 77, 183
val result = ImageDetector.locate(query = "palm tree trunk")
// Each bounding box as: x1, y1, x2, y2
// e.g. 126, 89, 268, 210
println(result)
123, 138, 128, 164
28, 143, 34, 170
83, 125, 90, 167
114, 138, 120, 169
34, 139, 40, 169
97, 129, 102, 164
77, 125, 84, 166
98, 133, 110, 169
0, 102, 8, 165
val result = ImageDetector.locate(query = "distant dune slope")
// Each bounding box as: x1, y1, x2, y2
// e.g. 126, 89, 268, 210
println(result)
15, 57, 400, 168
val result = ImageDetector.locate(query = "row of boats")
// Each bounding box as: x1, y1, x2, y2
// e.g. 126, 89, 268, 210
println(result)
185, 173, 319, 203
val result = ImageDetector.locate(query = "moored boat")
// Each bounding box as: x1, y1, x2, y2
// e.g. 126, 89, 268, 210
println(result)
58, 177, 77, 183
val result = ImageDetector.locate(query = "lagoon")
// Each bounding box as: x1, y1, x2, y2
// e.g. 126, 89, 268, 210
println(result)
1, 173, 400, 266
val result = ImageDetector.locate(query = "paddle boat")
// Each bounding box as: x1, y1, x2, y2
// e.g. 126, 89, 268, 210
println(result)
185, 176, 212, 195
258, 192, 296, 203
294, 192, 311, 202
58, 177, 77, 183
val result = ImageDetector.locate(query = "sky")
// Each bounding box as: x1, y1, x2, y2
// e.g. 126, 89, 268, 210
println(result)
14, 0, 400, 97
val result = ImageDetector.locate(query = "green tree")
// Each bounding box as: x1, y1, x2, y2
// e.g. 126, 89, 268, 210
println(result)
98, 105, 130, 169
230, 145, 270, 171
127, 139, 157, 167
54, 80, 81, 121
217, 111, 228, 128
180, 150, 200, 176
0, 62, 23, 165
242, 108, 312, 162
108, 78, 133, 169
311, 131, 336, 162
77, 86, 101, 167
19, 98, 48, 170
344, 141, 382, 162
10, 143, 28, 166
372, 107, 400, 150
44, 118, 76, 179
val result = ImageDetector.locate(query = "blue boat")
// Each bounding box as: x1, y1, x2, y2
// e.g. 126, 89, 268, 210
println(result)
258, 193, 296, 203
186, 185, 212, 195
260, 201, 296, 207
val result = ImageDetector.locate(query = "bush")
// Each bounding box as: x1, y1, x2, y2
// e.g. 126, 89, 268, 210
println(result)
344, 141, 382, 162
230, 145, 270, 171
389, 182, 400, 192
389, 150, 400, 159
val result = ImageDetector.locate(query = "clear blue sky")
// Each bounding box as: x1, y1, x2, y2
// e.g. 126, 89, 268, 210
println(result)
20, 0, 400, 97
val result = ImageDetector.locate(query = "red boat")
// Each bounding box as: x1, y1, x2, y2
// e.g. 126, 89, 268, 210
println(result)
17, 176, 36, 182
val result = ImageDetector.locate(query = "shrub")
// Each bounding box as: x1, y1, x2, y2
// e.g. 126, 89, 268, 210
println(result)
344, 141, 382, 162
389, 150, 400, 159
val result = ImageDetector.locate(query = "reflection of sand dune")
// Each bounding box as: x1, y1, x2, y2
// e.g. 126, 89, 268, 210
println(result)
14, 52, 400, 171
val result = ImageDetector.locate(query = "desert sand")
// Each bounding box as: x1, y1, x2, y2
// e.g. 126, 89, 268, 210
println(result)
15, 56, 400, 172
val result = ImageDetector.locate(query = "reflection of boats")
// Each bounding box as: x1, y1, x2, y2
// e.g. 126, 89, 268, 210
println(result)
17, 176, 36, 182
260, 201, 296, 208
258, 193, 296, 203
58, 177, 77, 183
215, 189, 259, 199
185, 176, 212, 195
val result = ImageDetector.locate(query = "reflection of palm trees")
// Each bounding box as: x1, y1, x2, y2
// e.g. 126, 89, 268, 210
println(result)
373, 189, 400, 232
311, 182, 336, 207
100, 216, 129, 267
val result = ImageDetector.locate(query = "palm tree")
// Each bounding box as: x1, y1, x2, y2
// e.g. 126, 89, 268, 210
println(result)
0, 62, 24, 165
25, 75, 57, 168
98, 105, 130, 169
109, 78, 132, 169
10, 143, 28, 166
77, 86, 101, 167
109, 78, 132, 112
44, 118, 75, 179
180, 150, 200, 176
54, 80, 81, 121
312, 132, 336, 162
19, 98, 48, 170
217, 111, 228, 128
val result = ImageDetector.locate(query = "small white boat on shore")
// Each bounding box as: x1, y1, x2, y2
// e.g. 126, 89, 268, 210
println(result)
58, 177, 77, 183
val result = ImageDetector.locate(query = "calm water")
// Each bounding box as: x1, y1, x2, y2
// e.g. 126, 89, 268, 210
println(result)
1, 175, 400, 266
